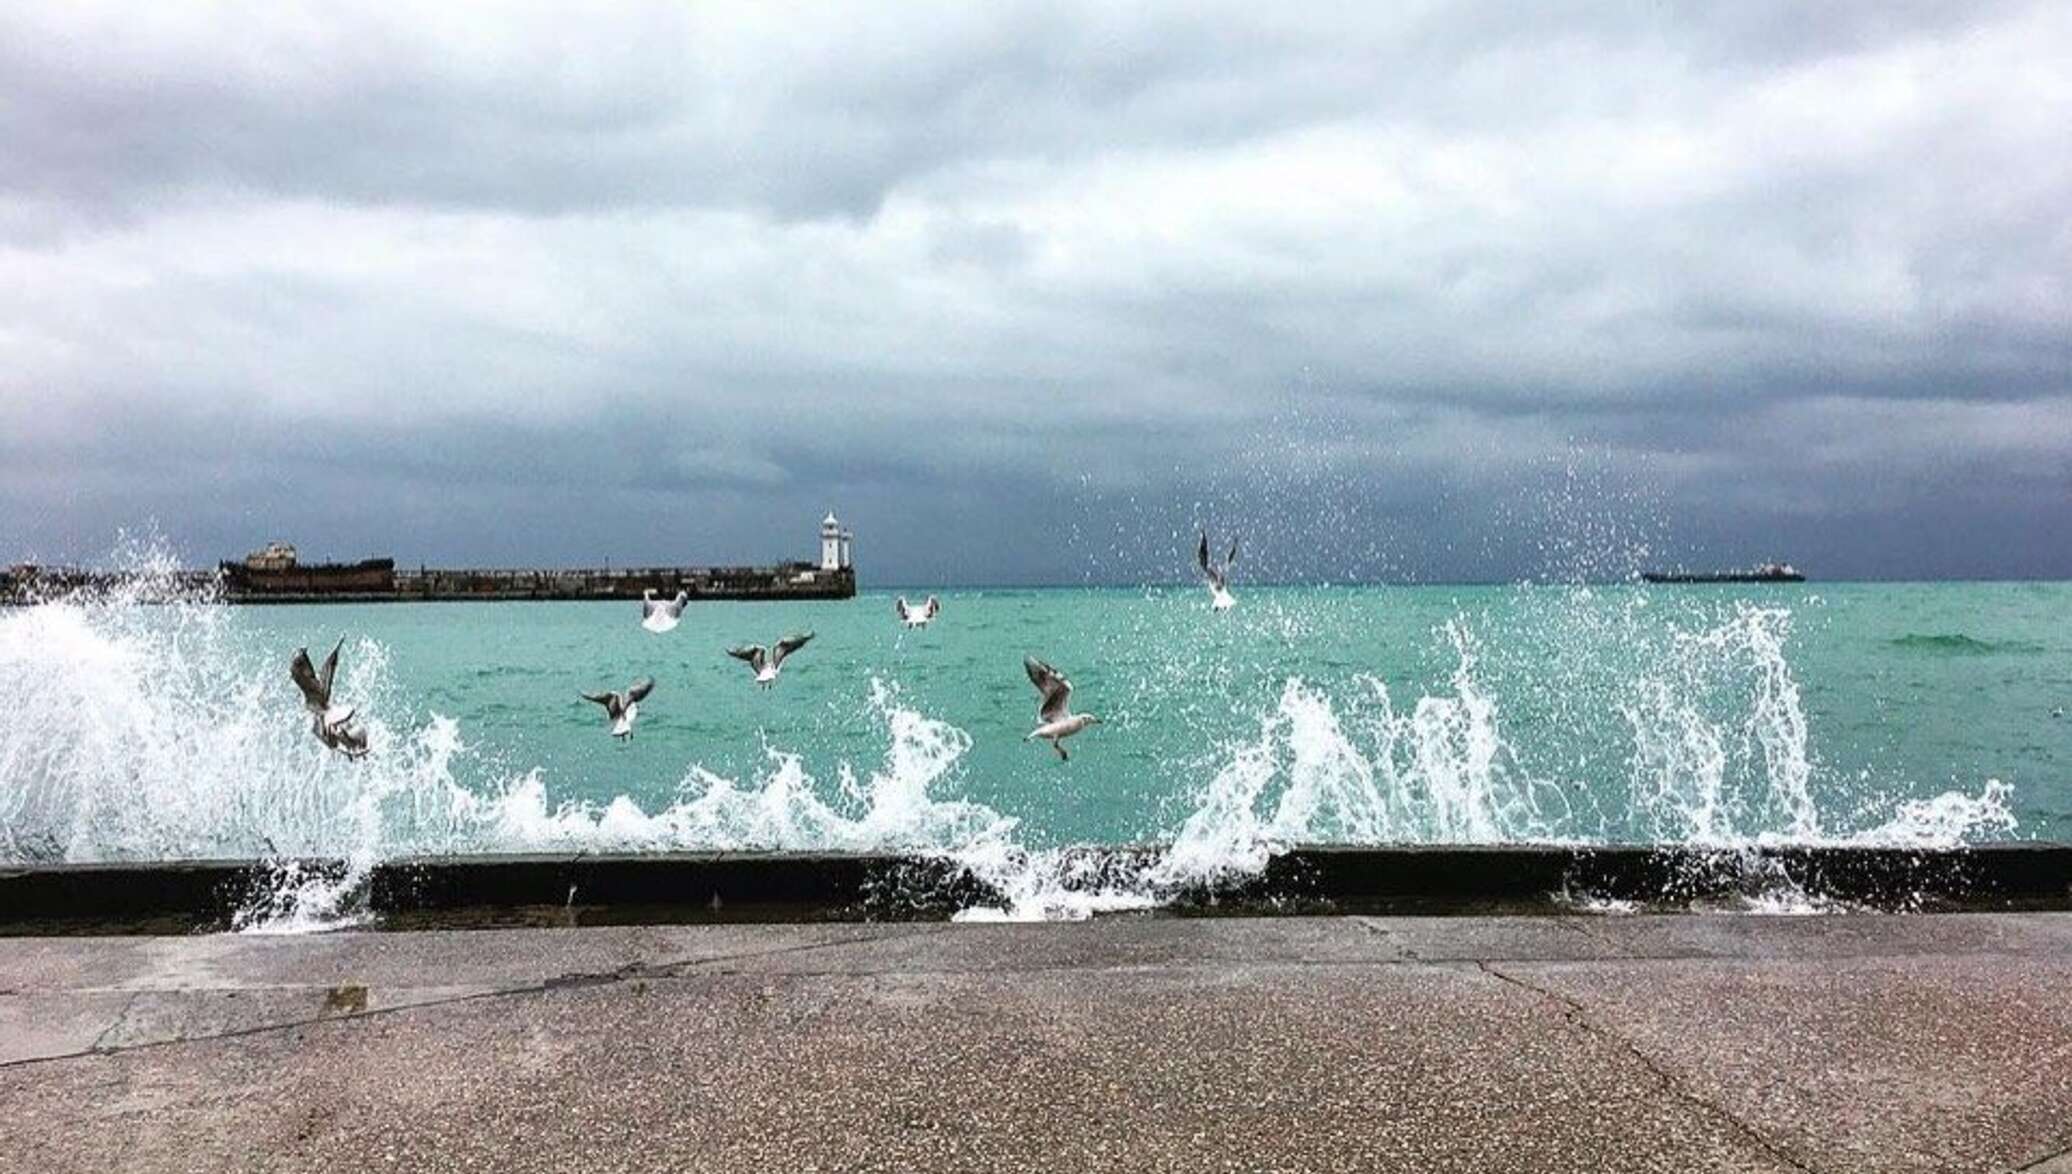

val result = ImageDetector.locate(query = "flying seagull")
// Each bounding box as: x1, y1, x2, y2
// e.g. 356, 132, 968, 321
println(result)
641, 589, 690, 634
1023, 656, 1100, 761
581, 677, 655, 739
895, 595, 941, 629
1198, 531, 1238, 611
727, 632, 814, 688
289, 638, 370, 759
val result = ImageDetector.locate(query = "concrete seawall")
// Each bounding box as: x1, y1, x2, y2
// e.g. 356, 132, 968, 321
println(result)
4, 843, 2067, 932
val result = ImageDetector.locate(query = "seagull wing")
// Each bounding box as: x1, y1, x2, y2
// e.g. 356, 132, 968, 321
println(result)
290, 647, 331, 712
727, 646, 767, 672
641, 595, 662, 618
1197, 532, 1212, 577
772, 632, 814, 667
924, 595, 939, 619
1024, 656, 1073, 723
895, 597, 910, 621
624, 677, 655, 704
319, 638, 343, 693
581, 690, 624, 718
1226, 539, 1238, 569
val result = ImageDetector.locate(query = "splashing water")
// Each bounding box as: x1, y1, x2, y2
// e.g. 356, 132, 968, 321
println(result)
1620, 604, 1820, 845
0, 545, 2033, 927
461, 680, 1014, 859
1152, 621, 1568, 896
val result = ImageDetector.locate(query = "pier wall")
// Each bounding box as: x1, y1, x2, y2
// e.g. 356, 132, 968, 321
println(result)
386, 563, 854, 602
3, 844, 2066, 932
1, 563, 857, 604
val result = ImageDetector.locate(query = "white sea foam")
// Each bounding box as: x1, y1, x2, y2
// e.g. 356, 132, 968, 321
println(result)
463, 681, 1015, 858
1149, 620, 1571, 897
1848, 779, 2017, 847
1620, 604, 1823, 845
1613, 601, 2012, 854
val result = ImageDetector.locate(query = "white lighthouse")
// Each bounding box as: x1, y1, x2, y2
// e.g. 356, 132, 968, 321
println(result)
820, 511, 852, 572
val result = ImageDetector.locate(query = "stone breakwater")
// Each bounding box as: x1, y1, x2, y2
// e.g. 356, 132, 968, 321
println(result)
1, 561, 857, 604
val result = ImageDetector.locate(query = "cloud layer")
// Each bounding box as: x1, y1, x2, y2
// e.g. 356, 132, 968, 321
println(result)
4, 2, 2068, 581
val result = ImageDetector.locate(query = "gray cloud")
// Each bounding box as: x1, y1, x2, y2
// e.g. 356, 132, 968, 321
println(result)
2, 1, 2068, 582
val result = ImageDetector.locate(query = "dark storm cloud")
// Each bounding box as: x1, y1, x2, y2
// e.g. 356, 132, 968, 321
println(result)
1, 1, 2068, 581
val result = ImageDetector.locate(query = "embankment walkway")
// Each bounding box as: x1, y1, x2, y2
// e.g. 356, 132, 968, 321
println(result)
3, 913, 2070, 1171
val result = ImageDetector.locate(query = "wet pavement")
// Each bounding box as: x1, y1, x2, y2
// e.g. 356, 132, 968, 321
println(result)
3, 914, 2070, 1172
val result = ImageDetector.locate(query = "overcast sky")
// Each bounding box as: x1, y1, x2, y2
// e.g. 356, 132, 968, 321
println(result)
3, 2, 2067, 583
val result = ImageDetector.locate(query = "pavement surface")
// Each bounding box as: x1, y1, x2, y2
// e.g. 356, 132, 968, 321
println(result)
2, 913, 2070, 1172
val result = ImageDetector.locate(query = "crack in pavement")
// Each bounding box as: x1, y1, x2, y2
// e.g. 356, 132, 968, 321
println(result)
2016, 1138, 2072, 1171
85, 991, 141, 1055
670, 923, 956, 974
0, 924, 952, 1072
1546, 915, 1626, 950
1475, 960, 1819, 1174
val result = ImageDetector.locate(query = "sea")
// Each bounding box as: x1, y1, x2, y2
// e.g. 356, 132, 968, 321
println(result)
1, 563, 2065, 924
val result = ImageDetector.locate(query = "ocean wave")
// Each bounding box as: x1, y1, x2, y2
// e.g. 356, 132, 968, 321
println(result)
1888, 633, 2045, 655
0, 550, 2025, 927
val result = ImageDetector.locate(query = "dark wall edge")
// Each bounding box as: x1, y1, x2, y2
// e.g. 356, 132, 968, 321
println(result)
2, 843, 2066, 933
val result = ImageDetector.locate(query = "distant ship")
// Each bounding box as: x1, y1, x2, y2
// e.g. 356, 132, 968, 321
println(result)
1641, 562, 1805, 584
219, 544, 398, 598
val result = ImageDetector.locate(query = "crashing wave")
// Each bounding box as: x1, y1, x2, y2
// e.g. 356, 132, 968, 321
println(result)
0, 544, 2023, 927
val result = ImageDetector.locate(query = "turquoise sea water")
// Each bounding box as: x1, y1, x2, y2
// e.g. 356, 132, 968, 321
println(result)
1, 579, 2065, 917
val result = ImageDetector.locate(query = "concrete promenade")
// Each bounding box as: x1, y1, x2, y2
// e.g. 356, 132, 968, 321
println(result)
2, 914, 2070, 1172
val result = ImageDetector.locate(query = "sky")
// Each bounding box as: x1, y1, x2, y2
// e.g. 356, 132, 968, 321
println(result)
2, 2, 2068, 584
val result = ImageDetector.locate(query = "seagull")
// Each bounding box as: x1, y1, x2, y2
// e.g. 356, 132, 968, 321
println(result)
581, 677, 655, 739
1198, 531, 1239, 611
1023, 656, 1100, 761
641, 589, 690, 634
895, 595, 941, 629
727, 632, 814, 688
289, 638, 370, 759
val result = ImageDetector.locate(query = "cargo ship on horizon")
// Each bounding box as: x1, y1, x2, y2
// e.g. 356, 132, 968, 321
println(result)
1640, 561, 1805, 584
